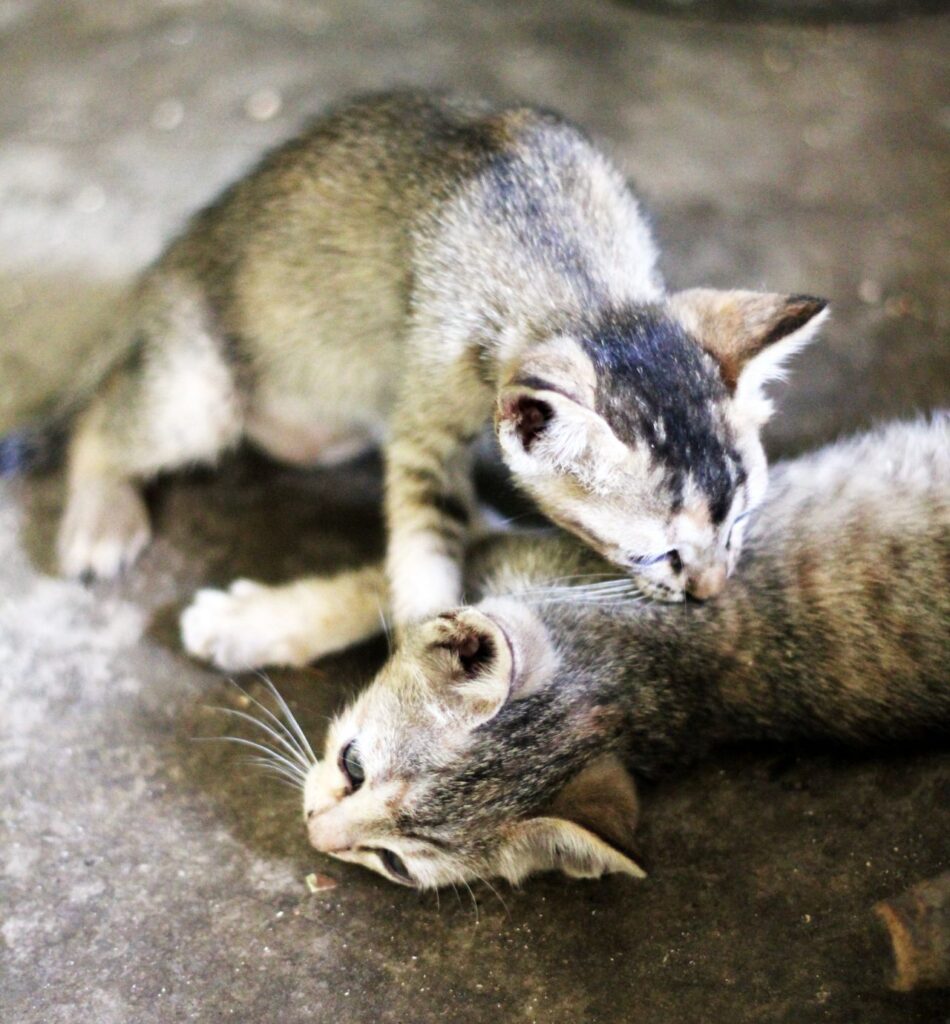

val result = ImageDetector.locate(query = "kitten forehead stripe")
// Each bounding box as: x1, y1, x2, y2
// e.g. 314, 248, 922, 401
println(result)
580, 308, 743, 523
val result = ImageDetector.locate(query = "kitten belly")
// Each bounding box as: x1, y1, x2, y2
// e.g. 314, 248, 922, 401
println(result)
246, 397, 382, 467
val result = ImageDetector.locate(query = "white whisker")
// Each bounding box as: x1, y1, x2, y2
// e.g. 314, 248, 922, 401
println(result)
211, 705, 312, 771
198, 734, 309, 781
376, 597, 393, 657
461, 878, 480, 925
240, 757, 306, 791
254, 672, 318, 766
474, 871, 510, 916
226, 678, 313, 766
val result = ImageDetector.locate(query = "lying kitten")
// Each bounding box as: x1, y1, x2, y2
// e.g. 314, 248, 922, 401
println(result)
11, 90, 826, 622
210, 416, 949, 888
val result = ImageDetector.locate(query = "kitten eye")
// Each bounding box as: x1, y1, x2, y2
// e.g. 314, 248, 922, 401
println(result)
631, 550, 682, 572
375, 848, 413, 885
339, 740, 365, 793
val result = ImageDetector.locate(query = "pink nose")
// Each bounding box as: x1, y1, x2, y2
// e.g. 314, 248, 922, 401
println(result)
686, 564, 727, 601
307, 808, 353, 853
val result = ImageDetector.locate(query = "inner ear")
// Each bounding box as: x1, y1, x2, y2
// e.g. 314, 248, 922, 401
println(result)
670, 288, 828, 391
436, 615, 496, 678
433, 613, 508, 720
546, 754, 642, 861
502, 816, 647, 883
502, 394, 554, 450
454, 629, 495, 677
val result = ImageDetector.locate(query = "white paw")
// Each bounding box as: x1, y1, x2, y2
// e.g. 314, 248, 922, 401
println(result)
57, 481, 151, 580
180, 579, 314, 672
389, 547, 462, 629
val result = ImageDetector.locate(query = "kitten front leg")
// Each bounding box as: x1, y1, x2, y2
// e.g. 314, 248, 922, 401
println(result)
385, 415, 484, 629
180, 566, 388, 671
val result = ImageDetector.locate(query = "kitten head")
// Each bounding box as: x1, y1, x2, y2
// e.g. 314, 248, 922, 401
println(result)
303, 598, 644, 889
495, 291, 828, 601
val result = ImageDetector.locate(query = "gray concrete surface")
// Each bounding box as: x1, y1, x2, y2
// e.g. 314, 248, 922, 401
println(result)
1, 3, 948, 1022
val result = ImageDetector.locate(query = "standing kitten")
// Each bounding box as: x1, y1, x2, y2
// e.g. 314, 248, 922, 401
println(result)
11, 91, 827, 624
229, 417, 947, 888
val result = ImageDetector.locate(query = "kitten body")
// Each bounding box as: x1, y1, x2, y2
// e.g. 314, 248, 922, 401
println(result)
26, 90, 827, 620
264, 417, 949, 888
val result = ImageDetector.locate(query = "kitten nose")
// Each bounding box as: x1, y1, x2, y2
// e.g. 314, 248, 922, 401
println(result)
307, 808, 353, 853
686, 564, 727, 601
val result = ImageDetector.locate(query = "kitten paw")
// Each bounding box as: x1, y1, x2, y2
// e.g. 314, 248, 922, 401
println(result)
57, 480, 151, 580
180, 580, 315, 671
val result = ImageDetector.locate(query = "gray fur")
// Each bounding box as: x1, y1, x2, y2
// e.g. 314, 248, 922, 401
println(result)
53, 89, 827, 612
290, 417, 949, 888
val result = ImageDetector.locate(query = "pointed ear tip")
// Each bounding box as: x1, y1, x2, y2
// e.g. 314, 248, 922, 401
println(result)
791, 294, 831, 318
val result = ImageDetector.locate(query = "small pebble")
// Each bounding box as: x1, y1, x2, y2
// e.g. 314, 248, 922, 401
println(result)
167, 23, 196, 47
858, 279, 882, 305
245, 88, 282, 122
305, 872, 337, 894
884, 294, 919, 319
152, 99, 184, 131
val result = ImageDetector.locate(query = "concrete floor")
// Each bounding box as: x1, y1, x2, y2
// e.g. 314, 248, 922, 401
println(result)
1, 2, 948, 1022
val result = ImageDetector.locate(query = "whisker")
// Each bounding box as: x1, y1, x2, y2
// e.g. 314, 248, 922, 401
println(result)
197, 735, 308, 781
376, 597, 393, 658
461, 878, 480, 926
225, 678, 313, 766
254, 672, 318, 766
474, 872, 510, 917
240, 758, 306, 791
240, 754, 305, 783
210, 705, 312, 771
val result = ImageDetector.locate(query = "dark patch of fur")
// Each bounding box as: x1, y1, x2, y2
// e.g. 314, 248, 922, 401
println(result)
760, 295, 828, 349
579, 309, 743, 522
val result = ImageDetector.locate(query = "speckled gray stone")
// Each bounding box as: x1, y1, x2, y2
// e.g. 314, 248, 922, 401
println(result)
1, 3, 948, 1023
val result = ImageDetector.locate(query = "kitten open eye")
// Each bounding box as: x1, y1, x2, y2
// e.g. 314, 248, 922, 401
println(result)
339, 740, 365, 793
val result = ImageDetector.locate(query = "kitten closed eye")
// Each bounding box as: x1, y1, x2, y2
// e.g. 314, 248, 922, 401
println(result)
374, 848, 413, 885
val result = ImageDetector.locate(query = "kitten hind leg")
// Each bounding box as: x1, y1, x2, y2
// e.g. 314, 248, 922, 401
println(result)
58, 277, 244, 579
180, 565, 388, 671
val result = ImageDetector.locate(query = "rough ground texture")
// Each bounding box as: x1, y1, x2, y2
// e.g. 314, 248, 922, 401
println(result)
1, 2, 948, 1022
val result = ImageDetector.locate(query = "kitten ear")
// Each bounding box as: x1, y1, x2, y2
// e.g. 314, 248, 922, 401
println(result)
432, 607, 531, 722
500, 817, 647, 883
437, 615, 510, 721
497, 391, 556, 452
546, 754, 643, 862
669, 288, 829, 393
496, 385, 594, 473
497, 756, 647, 883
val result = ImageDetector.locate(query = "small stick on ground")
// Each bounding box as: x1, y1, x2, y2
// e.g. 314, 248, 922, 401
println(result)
873, 871, 950, 992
